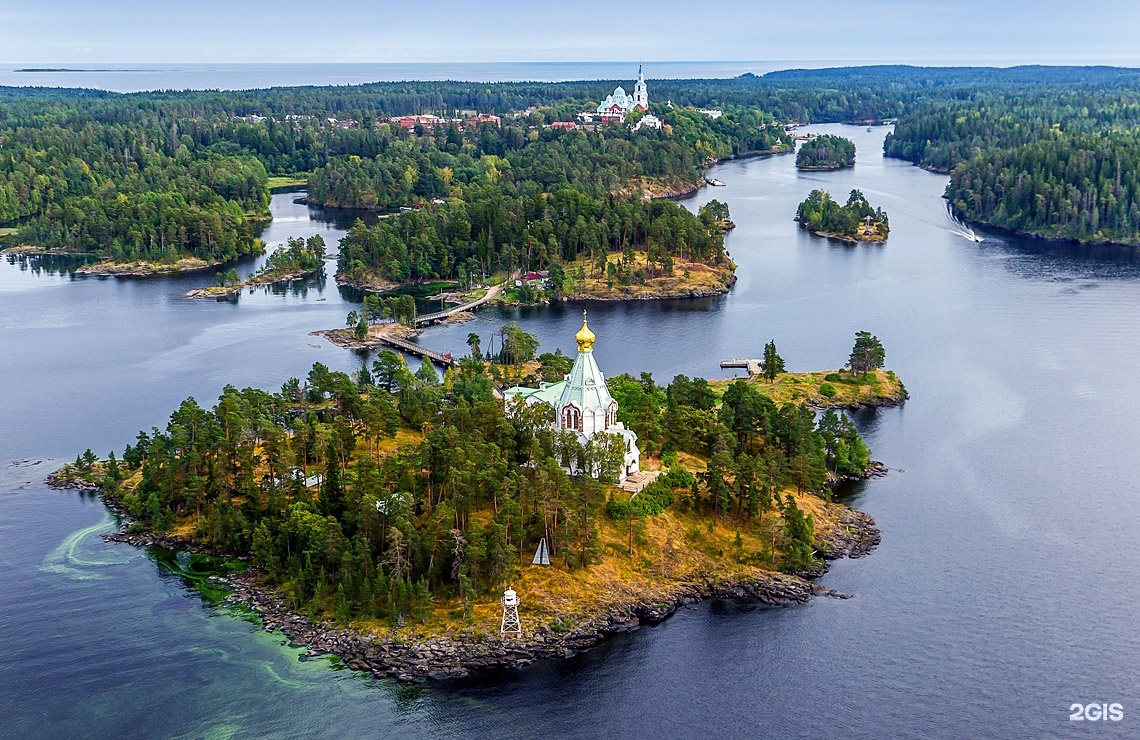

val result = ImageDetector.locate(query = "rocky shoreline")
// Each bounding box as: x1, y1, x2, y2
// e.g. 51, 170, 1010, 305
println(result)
218, 568, 822, 683
803, 227, 886, 244
810, 388, 909, 412
333, 274, 399, 293
45, 466, 880, 685
1, 245, 97, 258
187, 267, 324, 299
311, 323, 421, 350
75, 257, 225, 277
796, 163, 853, 172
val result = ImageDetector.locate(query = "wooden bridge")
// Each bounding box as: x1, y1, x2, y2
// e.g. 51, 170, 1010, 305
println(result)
416, 282, 504, 326
378, 333, 455, 367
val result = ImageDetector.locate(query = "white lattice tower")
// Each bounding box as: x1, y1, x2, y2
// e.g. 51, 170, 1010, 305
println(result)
500, 587, 522, 637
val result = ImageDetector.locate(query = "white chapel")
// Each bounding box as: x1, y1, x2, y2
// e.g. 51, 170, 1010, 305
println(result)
503, 312, 641, 482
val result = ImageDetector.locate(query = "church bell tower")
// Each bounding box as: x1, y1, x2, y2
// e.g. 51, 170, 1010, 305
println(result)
633, 65, 649, 111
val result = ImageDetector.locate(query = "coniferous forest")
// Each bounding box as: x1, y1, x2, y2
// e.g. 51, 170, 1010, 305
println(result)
883, 88, 1140, 244
795, 135, 855, 170
6, 66, 1140, 268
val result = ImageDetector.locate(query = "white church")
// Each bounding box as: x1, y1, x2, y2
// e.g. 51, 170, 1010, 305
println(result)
503, 312, 641, 482
595, 65, 650, 123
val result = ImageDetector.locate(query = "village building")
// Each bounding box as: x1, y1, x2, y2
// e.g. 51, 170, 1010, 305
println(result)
390, 114, 447, 130
503, 313, 641, 482
633, 114, 662, 131
464, 113, 502, 127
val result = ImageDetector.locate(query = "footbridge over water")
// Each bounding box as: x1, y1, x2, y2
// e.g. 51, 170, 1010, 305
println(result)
416, 282, 504, 326
376, 333, 455, 368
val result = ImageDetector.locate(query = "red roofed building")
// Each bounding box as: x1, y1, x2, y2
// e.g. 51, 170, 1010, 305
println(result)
391, 115, 446, 130
550, 121, 578, 131
464, 113, 501, 127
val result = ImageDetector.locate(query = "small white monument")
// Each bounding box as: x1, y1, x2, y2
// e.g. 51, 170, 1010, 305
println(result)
500, 587, 522, 637
532, 537, 550, 566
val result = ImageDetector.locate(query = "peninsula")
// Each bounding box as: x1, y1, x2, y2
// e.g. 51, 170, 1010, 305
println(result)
187, 236, 326, 298
50, 321, 897, 683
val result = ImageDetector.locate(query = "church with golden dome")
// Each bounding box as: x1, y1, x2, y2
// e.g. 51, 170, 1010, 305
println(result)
503, 312, 641, 482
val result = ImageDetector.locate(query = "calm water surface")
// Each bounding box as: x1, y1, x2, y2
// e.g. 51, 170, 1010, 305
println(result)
0, 62, 782, 93
3, 125, 1139, 738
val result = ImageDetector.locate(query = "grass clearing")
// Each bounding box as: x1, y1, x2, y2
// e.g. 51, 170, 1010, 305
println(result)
562, 251, 735, 301
268, 175, 309, 190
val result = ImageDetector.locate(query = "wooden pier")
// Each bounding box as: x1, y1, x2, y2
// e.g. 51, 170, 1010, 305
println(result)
721, 358, 761, 375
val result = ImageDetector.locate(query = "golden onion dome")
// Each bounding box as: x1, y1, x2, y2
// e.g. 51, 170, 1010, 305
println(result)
574, 311, 596, 352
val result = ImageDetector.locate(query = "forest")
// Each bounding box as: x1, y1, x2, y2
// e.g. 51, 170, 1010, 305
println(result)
795, 189, 889, 240
795, 134, 855, 170
317, 107, 776, 286
0, 84, 785, 269
884, 88, 1140, 244
336, 186, 730, 286
7, 66, 1140, 261
62, 348, 870, 626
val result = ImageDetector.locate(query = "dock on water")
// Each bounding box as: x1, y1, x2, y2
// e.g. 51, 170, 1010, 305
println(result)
721, 358, 761, 375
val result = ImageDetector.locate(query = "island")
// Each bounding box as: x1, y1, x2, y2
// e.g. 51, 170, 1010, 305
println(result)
187, 236, 326, 298
795, 189, 890, 242
796, 134, 856, 170
49, 322, 899, 683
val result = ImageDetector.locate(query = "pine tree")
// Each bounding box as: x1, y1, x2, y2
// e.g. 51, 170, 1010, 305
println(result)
761, 340, 785, 381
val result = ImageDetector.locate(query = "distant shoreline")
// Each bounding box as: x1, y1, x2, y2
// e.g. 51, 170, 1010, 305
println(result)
14, 68, 145, 73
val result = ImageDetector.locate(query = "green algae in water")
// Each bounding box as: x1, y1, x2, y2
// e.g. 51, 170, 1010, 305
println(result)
41, 514, 133, 580
148, 548, 246, 604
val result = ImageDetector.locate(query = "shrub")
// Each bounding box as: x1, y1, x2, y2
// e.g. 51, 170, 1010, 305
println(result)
605, 496, 631, 520
660, 465, 695, 489
632, 481, 674, 516
824, 373, 842, 382
819, 382, 837, 398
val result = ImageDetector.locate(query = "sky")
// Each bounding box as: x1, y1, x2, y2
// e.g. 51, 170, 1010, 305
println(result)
2, 0, 1138, 66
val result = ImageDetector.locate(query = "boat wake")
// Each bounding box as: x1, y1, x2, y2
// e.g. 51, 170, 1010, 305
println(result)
945, 203, 984, 242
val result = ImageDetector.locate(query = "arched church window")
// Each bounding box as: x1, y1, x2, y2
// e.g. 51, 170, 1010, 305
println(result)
562, 405, 581, 431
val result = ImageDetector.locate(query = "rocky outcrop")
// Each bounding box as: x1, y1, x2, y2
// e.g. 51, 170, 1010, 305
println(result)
818, 506, 882, 560
45, 470, 102, 492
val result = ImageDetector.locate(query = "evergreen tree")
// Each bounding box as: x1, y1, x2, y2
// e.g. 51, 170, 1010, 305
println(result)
761, 340, 785, 381
848, 331, 886, 377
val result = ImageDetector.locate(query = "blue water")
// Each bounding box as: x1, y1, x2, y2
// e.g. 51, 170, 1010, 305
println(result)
3, 125, 1140, 737
0, 61, 799, 93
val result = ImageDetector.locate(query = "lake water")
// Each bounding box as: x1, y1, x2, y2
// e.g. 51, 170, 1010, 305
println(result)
0, 62, 793, 93
3, 125, 1139, 738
